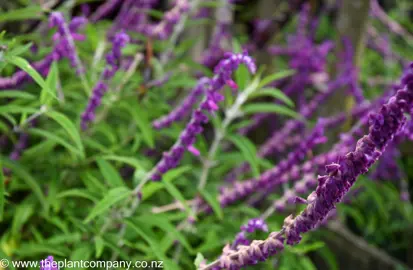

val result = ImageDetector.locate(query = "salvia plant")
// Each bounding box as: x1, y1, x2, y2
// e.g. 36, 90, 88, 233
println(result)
0, 1, 412, 270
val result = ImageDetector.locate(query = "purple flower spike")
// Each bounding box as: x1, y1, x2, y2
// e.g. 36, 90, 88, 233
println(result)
150, 52, 256, 181
210, 64, 413, 270
81, 32, 129, 130
284, 66, 413, 245
152, 79, 209, 129
233, 218, 269, 248
40, 256, 59, 270
49, 12, 85, 75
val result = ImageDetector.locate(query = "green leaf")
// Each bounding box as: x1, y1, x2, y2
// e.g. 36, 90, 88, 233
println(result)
84, 186, 131, 223
0, 162, 4, 221
0, 90, 36, 100
0, 105, 37, 114
163, 181, 193, 218
317, 246, 338, 270
299, 257, 317, 270
41, 61, 59, 105
194, 253, 205, 268
136, 214, 194, 253
1, 158, 47, 209
8, 42, 34, 57
5, 55, 56, 100
198, 189, 223, 220
124, 219, 179, 270
227, 134, 260, 178
142, 166, 190, 200
243, 103, 302, 119
57, 189, 98, 203
290, 241, 325, 254
0, 6, 44, 22
29, 128, 83, 158
258, 70, 296, 89
96, 158, 125, 187
119, 103, 154, 147
100, 155, 142, 169
12, 203, 34, 237
250, 87, 294, 107
15, 243, 68, 257
95, 236, 105, 258
46, 111, 85, 158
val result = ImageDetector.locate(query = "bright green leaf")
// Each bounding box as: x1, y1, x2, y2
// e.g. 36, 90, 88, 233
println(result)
84, 186, 131, 223
227, 134, 260, 178
250, 87, 294, 107
96, 158, 125, 187
243, 103, 302, 119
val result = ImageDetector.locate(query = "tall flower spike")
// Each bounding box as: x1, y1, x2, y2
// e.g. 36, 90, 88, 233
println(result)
150, 52, 256, 181
49, 12, 85, 75
81, 32, 129, 130
40, 255, 59, 270
152, 79, 208, 129
215, 120, 327, 210
204, 63, 413, 270
233, 218, 269, 248
0, 16, 86, 90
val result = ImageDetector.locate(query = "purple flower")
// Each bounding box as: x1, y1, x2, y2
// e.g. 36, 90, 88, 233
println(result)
81, 32, 129, 130
151, 52, 256, 181
218, 121, 327, 209
49, 12, 85, 75
285, 66, 413, 245
210, 65, 413, 269
90, 0, 123, 22
40, 256, 59, 270
232, 219, 269, 248
152, 79, 208, 129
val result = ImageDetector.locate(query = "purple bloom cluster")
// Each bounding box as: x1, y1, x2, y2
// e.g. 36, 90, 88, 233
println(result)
145, 0, 190, 40
233, 219, 269, 248
49, 12, 86, 75
152, 80, 207, 129
151, 52, 256, 181
0, 15, 87, 90
217, 121, 327, 209
40, 256, 59, 270
208, 63, 413, 270
340, 38, 364, 103
90, 0, 123, 22
81, 32, 130, 130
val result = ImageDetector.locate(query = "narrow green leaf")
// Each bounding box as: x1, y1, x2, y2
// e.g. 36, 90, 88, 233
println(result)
101, 155, 142, 169
1, 159, 47, 209
136, 214, 194, 253
119, 103, 154, 147
198, 189, 223, 220
258, 70, 296, 89
8, 42, 33, 57
57, 189, 98, 203
0, 90, 36, 100
84, 186, 131, 223
124, 219, 179, 270
0, 6, 44, 22
290, 241, 325, 254
243, 103, 302, 119
163, 181, 193, 218
318, 246, 338, 270
12, 203, 34, 237
250, 87, 294, 107
96, 158, 125, 187
46, 111, 84, 158
0, 162, 4, 221
41, 61, 59, 104
194, 253, 205, 268
5, 56, 56, 101
0, 105, 37, 114
95, 236, 105, 258
29, 128, 82, 157
227, 134, 260, 178
142, 166, 190, 200
15, 243, 68, 257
